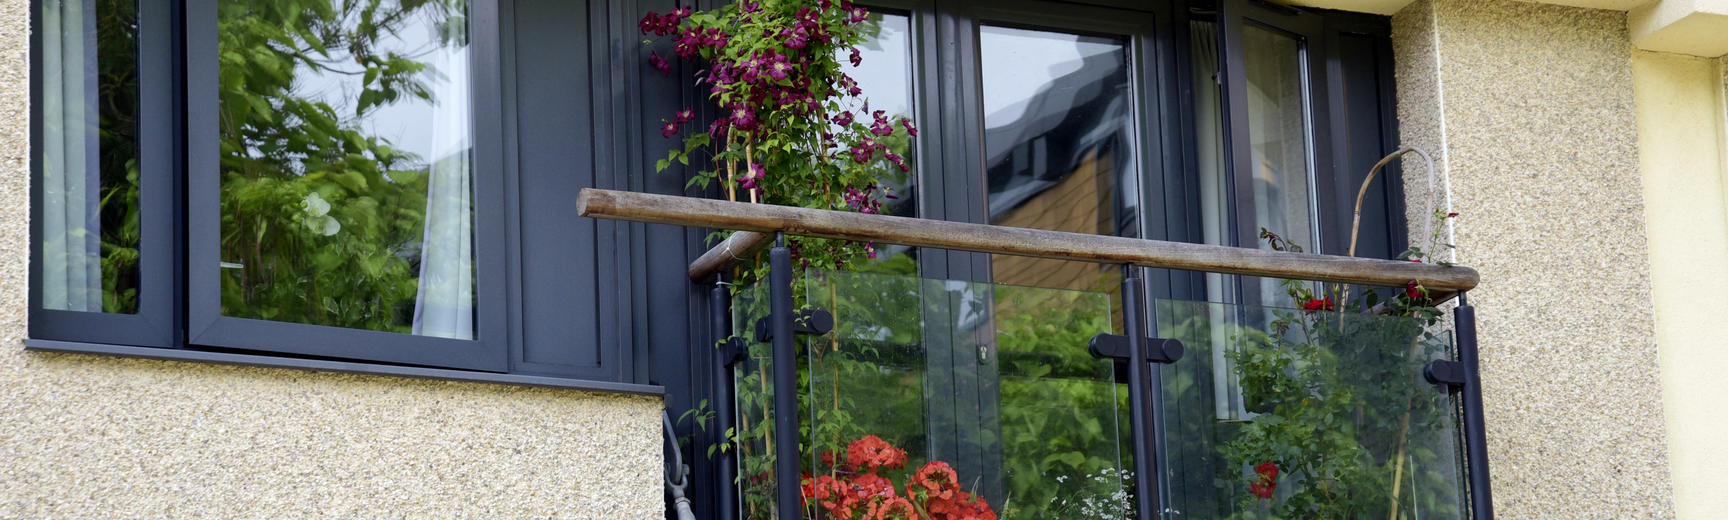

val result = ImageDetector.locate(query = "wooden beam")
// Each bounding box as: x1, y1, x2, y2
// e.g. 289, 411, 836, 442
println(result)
579, 188, 1479, 293
687, 230, 771, 281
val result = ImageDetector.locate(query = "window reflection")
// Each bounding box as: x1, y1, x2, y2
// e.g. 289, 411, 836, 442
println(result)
217, 0, 476, 339
1243, 24, 1316, 253
40, 0, 140, 314
980, 26, 1135, 297
842, 12, 918, 272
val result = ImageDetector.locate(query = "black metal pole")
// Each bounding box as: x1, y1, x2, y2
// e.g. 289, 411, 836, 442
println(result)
710, 275, 739, 520
1120, 265, 1162, 520
769, 234, 800, 520
1455, 293, 1494, 519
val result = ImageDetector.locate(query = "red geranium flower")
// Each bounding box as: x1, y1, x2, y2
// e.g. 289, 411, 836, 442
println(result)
1250, 462, 1279, 500
872, 496, 918, 519
911, 460, 959, 500
850, 473, 897, 501
847, 435, 907, 472
1301, 298, 1335, 312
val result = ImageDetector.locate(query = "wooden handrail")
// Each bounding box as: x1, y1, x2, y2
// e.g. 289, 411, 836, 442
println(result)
686, 231, 771, 281
578, 188, 1478, 294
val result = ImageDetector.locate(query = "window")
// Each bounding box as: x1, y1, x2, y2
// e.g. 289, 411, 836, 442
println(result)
28, 0, 1402, 392
186, 0, 506, 370
31, 0, 176, 348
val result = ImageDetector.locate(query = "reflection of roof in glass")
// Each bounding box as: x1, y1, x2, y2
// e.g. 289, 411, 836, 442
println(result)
984, 49, 1131, 220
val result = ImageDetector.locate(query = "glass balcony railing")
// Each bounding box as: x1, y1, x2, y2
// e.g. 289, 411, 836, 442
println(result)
1156, 299, 1465, 519
729, 270, 1466, 520
577, 188, 1490, 520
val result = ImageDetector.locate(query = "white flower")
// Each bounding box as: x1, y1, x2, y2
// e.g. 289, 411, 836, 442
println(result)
302, 192, 331, 217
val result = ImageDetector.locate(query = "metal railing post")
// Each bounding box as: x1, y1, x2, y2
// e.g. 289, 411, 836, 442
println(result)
1120, 265, 1164, 520
1455, 293, 1494, 519
768, 233, 801, 520
710, 274, 740, 520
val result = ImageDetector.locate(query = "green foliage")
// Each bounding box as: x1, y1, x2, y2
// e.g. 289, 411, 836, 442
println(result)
642, 2, 918, 284
216, 0, 464, 331
1155, 221, 1465, 519
730, 272, 1132, 519
94, 0, 141, 313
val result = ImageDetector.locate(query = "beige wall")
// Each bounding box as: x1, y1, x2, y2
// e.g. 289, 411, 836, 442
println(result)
1631, 50, 1728, 519
0, 0, 666, 516
1394, 0, 1678, 516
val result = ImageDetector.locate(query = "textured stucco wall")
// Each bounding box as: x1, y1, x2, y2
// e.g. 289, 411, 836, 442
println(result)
0, 0, 667, 516
1393, 0, 1677, 516
1632, 50, 1728, 519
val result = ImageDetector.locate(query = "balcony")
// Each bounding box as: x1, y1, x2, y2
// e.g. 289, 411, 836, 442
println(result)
579, 188, 1490, 520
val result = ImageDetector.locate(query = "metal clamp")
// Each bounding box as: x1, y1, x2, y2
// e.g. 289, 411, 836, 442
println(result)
753, 308, 835, 343
1424, 359, 1466, 388
1089, 333, 1185, 364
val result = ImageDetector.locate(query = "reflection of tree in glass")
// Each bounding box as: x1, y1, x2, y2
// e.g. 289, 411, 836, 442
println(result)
217, 0, 465, 332
96, 0, 141, 313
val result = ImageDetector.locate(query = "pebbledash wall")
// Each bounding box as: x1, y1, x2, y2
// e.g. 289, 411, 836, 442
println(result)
0, 3, 664, 518
6, 0, 1728, 519
1386, 0, 1728, 516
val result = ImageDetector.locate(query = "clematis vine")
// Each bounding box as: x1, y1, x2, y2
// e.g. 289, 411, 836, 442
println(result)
642, 0, 917, 274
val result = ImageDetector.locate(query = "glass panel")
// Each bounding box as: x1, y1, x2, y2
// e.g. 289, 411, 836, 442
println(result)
734, 270, 1130, 519
1243, 24, 1316, 255
980, 26, 1135, 303
1190, 20, 1235, 300
1157, 299, 1466, 519
40, 0, 140, 313
217, 0, 476, 338
842, 12, 918, 274
730, 282, 780, 518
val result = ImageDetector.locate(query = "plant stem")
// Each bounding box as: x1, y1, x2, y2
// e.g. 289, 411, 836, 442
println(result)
745, 137, 759, 204
725, 131, 738, 202
1385, 333, 1426, 520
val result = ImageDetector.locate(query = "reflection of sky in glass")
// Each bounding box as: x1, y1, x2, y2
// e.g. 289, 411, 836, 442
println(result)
291, 8, 468, 170
980, 26, 1118, 130
837, 12, 918, 223
844, 13, 912, 119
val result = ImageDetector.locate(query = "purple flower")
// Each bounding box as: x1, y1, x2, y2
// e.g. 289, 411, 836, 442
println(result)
730, 105, 757, 130
900, 118, 918, 137
885, 151, 908, 172
661, 120, 679, 138
869, 110, 893, 136
648, 53, 671, 76
638, 13, 661, 34
832, 111, 854, 126
767, 54, 792, 81
675, 30, 703, 59
741, 163, 766, 193
675, 108, 695, 124
865, 242, 877, 259
848, 48, 863, 67
849, 7, 869, 23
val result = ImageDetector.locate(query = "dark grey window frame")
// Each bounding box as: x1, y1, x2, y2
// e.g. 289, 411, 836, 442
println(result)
28, 0, 181, 348
182, 0, 510, 371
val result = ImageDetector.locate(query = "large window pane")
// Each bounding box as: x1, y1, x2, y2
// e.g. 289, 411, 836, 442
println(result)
1243, 24, 1316, 252
216, 0, 476, 339
980, 26, 1134, 300
40, 0, 140, 314
842, 11, 918, 272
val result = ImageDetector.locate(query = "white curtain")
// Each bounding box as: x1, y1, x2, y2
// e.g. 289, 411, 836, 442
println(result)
41, 0, 103, 312
411, 7, 475, 340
